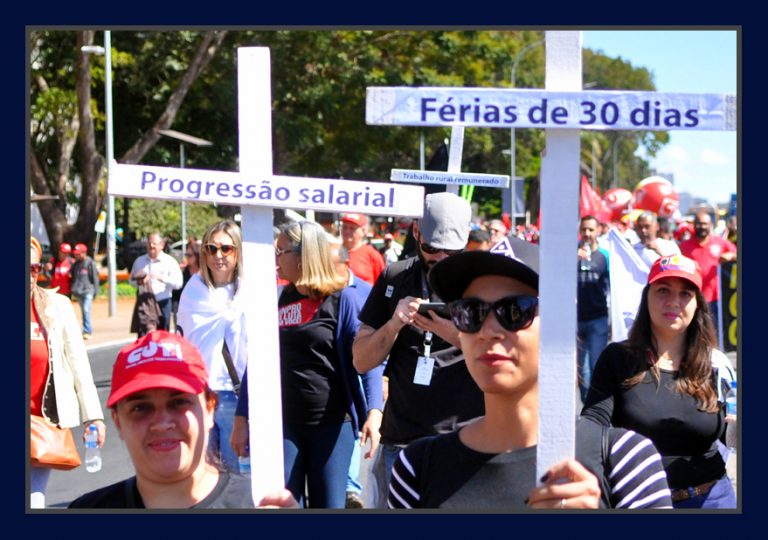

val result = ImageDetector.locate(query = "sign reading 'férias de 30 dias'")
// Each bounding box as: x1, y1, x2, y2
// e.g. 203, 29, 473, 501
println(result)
367, 87, 736, 131
109, 162, 424, 217
391, 168, 510, 188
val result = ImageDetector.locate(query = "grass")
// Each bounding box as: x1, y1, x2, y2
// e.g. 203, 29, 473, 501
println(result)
97, 282, 137, 299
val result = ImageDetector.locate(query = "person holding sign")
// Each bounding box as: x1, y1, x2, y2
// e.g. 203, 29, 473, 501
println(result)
177, 220, 247, 473
581, 254, 736, 508
232, 220, 384, 508
387, 244, 672, 509
353, 192, 484, 509
68, 331, 298, 509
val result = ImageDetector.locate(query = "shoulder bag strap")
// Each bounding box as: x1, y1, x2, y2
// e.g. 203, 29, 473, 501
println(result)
222, 340, 240, 395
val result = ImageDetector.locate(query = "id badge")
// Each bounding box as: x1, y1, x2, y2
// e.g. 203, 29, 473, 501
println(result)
413, 356, 435, 386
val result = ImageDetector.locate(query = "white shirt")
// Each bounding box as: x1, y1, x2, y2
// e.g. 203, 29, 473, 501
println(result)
129, 251, 184, 302
177, 275, 247, 392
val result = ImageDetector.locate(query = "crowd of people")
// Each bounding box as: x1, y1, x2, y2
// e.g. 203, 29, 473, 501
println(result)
29, 195, 738, 510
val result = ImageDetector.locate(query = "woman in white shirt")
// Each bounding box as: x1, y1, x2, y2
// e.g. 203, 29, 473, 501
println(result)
177, 220, 247, 473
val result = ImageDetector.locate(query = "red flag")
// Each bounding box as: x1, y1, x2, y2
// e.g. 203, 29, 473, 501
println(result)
501, 212, 511, 232
580, 176, 611, 222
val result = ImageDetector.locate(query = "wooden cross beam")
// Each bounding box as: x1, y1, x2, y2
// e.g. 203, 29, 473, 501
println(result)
108, 47, 425, 504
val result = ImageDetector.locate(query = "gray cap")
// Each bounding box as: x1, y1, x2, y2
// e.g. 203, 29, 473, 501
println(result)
428, 235, 539, 302
418, 192, 471, 250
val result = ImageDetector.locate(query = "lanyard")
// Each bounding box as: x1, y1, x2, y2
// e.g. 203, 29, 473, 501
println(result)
420, 266, 433, 357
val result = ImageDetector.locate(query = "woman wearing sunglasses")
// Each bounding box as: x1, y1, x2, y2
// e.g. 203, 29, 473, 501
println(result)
177, 220, 246, 473
171, 239, 201, 331
29, 237, 105, 508
387, 244, 672, 509
232, 220, 384, 508
581, 255, 737, 508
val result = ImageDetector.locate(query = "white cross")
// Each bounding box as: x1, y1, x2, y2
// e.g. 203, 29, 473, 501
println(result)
108, 47, 425, 504
366, 30, 735, 482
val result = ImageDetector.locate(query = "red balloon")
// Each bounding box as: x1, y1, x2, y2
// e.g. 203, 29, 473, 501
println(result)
602, 188, 633, 222
633, 176, 679, 217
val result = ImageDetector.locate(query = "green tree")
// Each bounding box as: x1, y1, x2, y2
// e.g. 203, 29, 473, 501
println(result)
30, 29, 669, 249
30, 29, 228, 253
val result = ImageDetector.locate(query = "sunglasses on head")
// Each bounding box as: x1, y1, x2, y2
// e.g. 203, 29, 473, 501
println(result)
30, 263, 43, 274
203, 244, 236, 256
419, 242, 463, 256
448, 295, 538, 333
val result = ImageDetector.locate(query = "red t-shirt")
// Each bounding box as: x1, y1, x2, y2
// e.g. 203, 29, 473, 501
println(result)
30, 300, 50, 416
348, 244, 386, 285
50, 256, 73, 295
679, 235, 737, 302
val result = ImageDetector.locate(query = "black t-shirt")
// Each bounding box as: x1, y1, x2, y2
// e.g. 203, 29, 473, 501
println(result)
581, 341, 726, 489
279, 285, 347, 426
577, 248, 609, 321
67, 471, 255, 509
358, 256, 484, 446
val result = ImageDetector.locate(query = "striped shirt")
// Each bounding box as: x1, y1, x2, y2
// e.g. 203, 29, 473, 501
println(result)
388, 419, 672, 510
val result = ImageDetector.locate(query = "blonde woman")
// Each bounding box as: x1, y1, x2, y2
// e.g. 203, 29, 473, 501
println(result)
177, 220, 246, 473
232, 220, 384, 508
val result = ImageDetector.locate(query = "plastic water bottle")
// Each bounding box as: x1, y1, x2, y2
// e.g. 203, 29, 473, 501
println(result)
85, 424, 102, 473
725, 380, 737, 452
238, 455, 251, 475
580, 243, 592, 271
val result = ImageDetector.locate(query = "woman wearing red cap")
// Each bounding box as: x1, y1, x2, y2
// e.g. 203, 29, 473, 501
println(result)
29, 237, 105, 508
582, 254, 737, 508
68, 331, 298, 509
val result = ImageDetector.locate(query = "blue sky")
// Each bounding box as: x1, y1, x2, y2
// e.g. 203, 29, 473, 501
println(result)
582, 30, 737, 207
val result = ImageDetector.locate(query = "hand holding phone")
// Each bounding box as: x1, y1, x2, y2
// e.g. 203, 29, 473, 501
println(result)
417, 302, 451, 319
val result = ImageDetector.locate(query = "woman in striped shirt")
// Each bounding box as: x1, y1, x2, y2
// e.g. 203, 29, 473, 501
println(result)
387, 245, 672, 510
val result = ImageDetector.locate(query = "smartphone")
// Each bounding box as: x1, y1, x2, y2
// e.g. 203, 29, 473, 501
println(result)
417, 302, 451, 319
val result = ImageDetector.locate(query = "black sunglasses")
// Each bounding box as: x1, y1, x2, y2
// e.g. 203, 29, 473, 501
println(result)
204, 244, 236, 256
419, 242, 463, 256
448, 295, 538, 333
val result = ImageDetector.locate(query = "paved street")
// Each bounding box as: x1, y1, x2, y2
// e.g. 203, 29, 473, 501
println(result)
46, 343, 134, 507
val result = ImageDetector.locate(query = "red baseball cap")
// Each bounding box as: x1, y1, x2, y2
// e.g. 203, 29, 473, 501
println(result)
59, 243, 72, 254
74, 243, 88, 254
341, 213, 367, 228
647, 254, 702, 291
107, 331, 209, 407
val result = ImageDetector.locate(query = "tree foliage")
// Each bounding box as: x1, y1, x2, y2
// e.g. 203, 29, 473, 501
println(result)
30, 29, 666, 260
